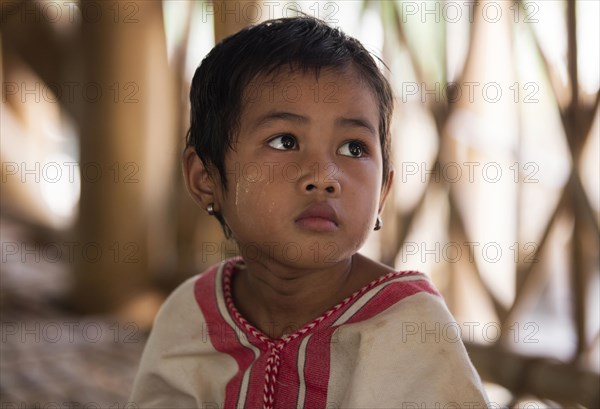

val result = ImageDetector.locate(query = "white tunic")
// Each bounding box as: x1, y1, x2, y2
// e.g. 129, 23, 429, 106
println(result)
130, 257, 489, 408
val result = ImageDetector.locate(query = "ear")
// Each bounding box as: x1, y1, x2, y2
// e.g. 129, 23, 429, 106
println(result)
378, 169, 395, 214
182, 146, 221, 213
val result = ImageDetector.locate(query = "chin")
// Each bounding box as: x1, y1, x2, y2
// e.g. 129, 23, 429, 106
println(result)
235, 227, 368, 266
279, 239, 360, 268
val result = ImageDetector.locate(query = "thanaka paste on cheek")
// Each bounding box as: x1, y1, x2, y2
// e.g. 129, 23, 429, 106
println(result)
235, 180, 239, 208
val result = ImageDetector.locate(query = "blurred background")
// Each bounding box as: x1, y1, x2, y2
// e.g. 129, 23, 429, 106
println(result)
1, 0, 598, 407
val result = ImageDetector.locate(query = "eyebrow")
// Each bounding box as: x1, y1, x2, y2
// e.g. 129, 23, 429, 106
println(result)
251, 111, 309, 131
251, 110, 377, 137
335, 117, 377, 137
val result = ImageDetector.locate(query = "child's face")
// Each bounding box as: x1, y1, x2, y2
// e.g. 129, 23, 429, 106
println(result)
213, 66, 392, 267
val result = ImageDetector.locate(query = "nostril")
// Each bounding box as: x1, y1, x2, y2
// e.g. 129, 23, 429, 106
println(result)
305, 184, 336, 193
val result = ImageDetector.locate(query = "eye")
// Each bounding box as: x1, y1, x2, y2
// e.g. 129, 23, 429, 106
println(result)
338, 141, 366, 158
268, 134, 297, 150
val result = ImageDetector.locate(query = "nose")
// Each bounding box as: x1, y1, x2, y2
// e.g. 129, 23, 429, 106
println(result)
299, 162, 341, 196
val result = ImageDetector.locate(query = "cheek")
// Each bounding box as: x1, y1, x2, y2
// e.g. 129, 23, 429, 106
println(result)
345, 162, 383, 205
225, 178, 286, 227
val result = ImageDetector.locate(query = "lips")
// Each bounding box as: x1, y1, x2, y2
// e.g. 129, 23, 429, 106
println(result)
294, 202, 339, 232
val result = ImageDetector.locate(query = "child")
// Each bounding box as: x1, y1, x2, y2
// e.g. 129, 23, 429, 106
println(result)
130, 16, 489, 408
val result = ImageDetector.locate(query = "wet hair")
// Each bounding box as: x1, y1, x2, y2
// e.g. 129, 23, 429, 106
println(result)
186, 16, 394, 236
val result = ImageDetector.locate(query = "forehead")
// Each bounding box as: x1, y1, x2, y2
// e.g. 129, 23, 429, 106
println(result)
239, 65, 379, 127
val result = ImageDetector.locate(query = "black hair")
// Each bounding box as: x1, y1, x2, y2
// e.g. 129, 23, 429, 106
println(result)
186, 16, 394, 236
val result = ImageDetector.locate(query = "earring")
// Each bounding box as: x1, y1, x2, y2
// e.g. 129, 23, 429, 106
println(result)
207, 203, 215, 216
374, 216, 382, 231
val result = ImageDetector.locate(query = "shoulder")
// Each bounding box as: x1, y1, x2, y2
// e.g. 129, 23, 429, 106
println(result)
360, 262, 452, 329
334, 256, 489, 404
151, 258, 234, 333
354, 252, 441, 305
129, 259, 240, 405
331, 280, 489, 404
331, 258, 442, 328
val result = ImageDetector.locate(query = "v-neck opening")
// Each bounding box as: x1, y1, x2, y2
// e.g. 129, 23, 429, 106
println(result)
220, 257, 420, 347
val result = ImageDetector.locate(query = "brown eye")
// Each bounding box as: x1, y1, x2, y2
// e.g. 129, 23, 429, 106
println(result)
338, 141, 364, 157
268, 134, 297, 150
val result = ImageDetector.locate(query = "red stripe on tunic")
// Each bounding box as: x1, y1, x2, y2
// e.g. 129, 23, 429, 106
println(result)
194, 264, 256, 409
270, 336, 303, 408
243, 351, 270, 408
345, 278, 439, 325
302, 327, 337, 408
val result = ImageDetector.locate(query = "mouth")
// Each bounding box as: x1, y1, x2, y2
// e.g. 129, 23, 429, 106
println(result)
294, 202, 339, 232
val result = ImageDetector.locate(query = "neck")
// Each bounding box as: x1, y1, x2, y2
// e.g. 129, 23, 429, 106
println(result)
232, 255, 355, 339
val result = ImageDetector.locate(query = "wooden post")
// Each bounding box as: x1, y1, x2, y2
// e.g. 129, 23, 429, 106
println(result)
73, 0, 173, 314
212, 0, 259, 43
